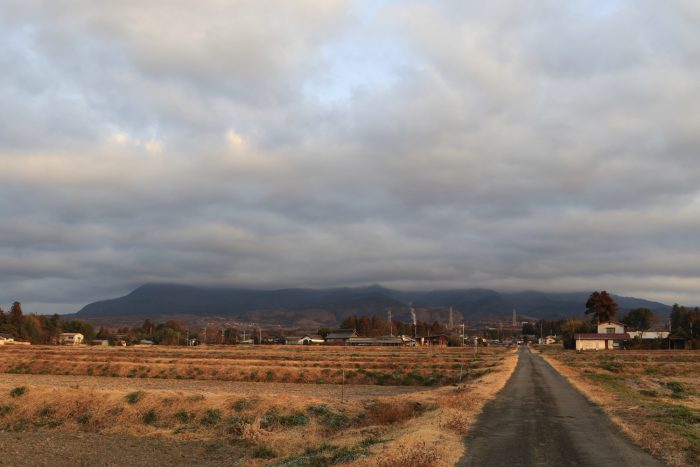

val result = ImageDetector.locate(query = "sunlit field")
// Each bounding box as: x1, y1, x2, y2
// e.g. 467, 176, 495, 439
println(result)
0, 345, 516, 466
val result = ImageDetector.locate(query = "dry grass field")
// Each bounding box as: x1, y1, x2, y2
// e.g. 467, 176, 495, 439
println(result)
538, 347, 700, 466
0, 345, 504, 386
0, 345, 517, 466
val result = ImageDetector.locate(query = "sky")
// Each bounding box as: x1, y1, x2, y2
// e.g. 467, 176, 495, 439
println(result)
1, 0, 700, 313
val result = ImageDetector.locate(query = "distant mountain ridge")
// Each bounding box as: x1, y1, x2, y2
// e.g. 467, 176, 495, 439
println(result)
75, 284, 672, 327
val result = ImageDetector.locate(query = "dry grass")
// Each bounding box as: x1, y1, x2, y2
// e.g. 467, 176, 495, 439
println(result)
0, 344, 508, 387
0, 345, 517, 466
537, 347, 700, 466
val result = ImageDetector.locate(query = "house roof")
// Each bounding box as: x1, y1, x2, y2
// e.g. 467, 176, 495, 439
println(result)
286, 334, 324, 340
575, 333, 629, 340
599, 321, 626, 327
59, 333, 83, 337
346, 336, 404, 345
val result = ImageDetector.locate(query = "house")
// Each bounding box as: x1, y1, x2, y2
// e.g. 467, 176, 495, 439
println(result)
324, 329, 358, 345
399, 334, 417, 346
285, 335, 325, 345
58, 332, 84, 345
346, 336, 405, 346
627, 331, 670, 340
575, 321, 629, 350
538, 335, 557, 345
0, 333, 14, 345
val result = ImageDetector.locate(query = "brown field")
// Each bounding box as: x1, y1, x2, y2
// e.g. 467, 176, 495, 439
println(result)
0, 345, 517, 466
0, 345, 504, 386
538, 347, 700, 466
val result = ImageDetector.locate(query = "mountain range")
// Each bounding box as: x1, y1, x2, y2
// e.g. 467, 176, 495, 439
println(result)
74, 284, 672, 328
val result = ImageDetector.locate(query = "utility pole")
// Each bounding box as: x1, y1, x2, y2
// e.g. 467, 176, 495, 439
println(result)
341, 369, 345, 403
259, 328, 262, 344
540, 320, 543, 344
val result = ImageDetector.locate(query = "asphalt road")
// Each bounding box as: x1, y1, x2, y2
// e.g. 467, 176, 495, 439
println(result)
458, 346, 662, 467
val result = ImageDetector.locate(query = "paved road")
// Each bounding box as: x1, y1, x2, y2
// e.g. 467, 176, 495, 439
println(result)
458, 346, 662, 467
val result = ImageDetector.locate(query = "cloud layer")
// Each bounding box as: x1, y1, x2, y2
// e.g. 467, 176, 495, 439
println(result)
1, 0, 699, 312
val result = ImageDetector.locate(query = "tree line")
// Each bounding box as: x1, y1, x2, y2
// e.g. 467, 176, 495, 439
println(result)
0, 302, 96, 343
337, 314, 446, 338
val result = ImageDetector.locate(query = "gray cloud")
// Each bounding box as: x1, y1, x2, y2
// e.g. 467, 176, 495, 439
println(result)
1, 0, 699, 313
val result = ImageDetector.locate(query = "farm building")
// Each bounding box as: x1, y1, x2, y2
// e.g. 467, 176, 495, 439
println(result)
58, 332, 84, 345
324, 329, 358, 345
285, 334, 325, 345
419, 334, 448, 346
627, 331, 670, 340
574, 321, 629, 350
346, 336, 406, 346
0, 333, 14, 345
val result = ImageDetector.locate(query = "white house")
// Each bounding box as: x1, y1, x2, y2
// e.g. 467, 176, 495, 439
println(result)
58, 332, 84, 345
627, 331, 670, 340
0, 333, 14, 345
285, 335, 325, 345
575, 321, 629, 351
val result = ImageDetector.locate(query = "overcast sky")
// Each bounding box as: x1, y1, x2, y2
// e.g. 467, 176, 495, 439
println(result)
1, 0, 700, 313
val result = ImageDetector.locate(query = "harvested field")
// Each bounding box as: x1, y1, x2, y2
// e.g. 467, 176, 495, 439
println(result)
0, 345, 517, 466
0, 345, 504, 387
538, 347, 700, 466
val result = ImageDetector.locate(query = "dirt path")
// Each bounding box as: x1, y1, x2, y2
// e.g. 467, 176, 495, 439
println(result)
0, 431, 248, 466
458, 346, 662, 466
0, 372, 432, 400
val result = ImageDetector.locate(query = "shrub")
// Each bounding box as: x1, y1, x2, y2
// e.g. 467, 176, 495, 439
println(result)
260, 409, 309, 429
76, 413, 92, 425
306, 404, 330, 416
366, 401, 421, 425
9, 386, 27, 398
253, 445, 276, 459
0, 404, 15, 417
142, 409, 158, 425
37, 405, 55, 417
226, 415, 253, 436
125, 391, 145, 404
232, 398, 257, 412
666, 381, 685, 398
201, 409, 222, 426
175, 410, 194, 424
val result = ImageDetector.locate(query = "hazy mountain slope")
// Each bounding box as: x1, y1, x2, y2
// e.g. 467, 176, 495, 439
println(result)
75, 284, 672, 326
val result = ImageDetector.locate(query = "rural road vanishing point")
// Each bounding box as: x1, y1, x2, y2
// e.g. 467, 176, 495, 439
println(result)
458, 346, 662, 467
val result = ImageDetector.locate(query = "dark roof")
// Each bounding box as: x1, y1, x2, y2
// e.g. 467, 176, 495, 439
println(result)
346, 336, 403, 345
575, 333, 629, 340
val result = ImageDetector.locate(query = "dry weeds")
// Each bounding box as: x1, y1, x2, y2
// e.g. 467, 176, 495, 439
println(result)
0, 345, 517, 465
